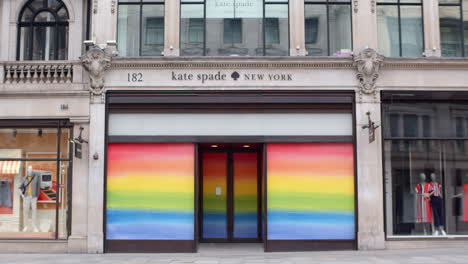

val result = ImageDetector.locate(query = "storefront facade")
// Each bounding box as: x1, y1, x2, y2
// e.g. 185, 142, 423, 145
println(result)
1, 0, 468, 254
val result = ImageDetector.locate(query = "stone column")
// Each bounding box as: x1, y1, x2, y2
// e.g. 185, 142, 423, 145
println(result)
352, 0, 378, 52
164, 0, 180, 56
289, 0, 306, 56
80, 47, 113, 253
423, 0, 441, 57
353, 48, 385, 250
68, 122, 90, 253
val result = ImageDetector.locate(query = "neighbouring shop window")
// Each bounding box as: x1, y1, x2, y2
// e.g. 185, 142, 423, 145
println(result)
305, 0, 352, 56
383, 102, 468, 237
377, 0, 424, 57
439, 0, 468, 57
0, 123, 71, 239
117, 0, 164, 56
18, 0, 69, 61
180, 0, 289, 56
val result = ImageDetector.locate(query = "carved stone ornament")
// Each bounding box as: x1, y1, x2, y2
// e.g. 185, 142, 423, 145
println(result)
353, 0, 359, 13
80, 46, 112, 96
353, 48, 384, 97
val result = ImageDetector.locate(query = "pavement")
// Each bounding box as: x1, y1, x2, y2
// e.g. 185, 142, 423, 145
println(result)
0, 244, 468, 264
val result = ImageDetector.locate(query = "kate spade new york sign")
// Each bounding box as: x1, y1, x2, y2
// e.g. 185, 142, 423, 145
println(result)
171, 71, 294, 84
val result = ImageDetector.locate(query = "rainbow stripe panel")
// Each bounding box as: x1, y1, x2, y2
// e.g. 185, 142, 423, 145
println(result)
106, 143, 194, 240
267, 143, 355, 240
202, 152, 228, 238
233, 153, 258, 238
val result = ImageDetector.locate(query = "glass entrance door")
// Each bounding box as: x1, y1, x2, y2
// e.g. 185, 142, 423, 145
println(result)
200, 144, 261, 242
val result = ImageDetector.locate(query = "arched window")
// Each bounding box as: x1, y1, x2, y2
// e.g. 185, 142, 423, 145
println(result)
17, 0, 69, 61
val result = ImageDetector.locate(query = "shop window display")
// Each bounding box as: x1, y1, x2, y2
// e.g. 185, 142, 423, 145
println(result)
0, 126, 70, 239
383, 102, 468, 237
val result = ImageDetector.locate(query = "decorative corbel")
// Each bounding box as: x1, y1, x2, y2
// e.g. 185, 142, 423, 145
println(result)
80, 46, 113, 103
353, 48, 384, 101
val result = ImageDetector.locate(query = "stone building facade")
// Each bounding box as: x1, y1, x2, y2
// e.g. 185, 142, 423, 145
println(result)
0, 0, 468, 253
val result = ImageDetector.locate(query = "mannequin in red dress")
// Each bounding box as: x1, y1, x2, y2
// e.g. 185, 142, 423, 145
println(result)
415, 173, 432, 235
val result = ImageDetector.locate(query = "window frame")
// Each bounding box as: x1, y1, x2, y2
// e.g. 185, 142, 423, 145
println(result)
117, 0, 165, 57
16, 0, 69, 61
439, 0, 466, 57
376, 0, 425, 57
304, 0, 353, 56
179, 0, 290, 56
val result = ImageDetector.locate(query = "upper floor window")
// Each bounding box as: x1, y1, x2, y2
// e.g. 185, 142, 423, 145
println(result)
304, 0, 352, 56
117, 0, 164, 56
18, 0, 69, 61
439, 0, 468, 57
180, 0, 289, 56
377, 0, 424, 57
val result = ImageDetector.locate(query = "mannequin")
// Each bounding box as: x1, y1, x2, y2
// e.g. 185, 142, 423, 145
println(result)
19, 166, 40, 232
415, 173, 432, 235
429, 173, 447, 236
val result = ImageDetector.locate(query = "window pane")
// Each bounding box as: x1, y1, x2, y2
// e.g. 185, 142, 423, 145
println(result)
141, 4, 164, 56
0, 129, 58, 159
34, 11, 55, 22
20, 27, 32, 60
181, 4, 205, 56
0, 161, 58, 239
400, 6, 423, 57
223, 18, 242, 44
21, 8, 34, 22
329, 4, 352, 56
265, 4, 288, 56
305, 4, 327, 56
57, 26, 68, 60
440, 6, 463, 57
117, 5, 140, 56
377, 5, 400, 56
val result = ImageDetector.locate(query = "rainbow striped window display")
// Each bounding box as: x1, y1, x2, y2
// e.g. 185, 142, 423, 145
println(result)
106, 143, 195, 240
267, 143, 355, 240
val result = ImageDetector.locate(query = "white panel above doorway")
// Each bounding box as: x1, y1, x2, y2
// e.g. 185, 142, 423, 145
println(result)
108, 113, 352, 136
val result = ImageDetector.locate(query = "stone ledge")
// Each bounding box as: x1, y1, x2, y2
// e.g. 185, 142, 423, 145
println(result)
0, 240, 68, 253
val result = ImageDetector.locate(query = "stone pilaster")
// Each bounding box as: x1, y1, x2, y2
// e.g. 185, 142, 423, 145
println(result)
352, 0, 378, 52
353, 48, 386, 250
91, 0, 117, 47
289, 0, 306, 56
68, 123, 90, 253
164, 0, 180, 56
423, 0, 441, 57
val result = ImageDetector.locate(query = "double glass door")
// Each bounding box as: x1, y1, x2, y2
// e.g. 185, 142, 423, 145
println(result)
200, 144, 262, 242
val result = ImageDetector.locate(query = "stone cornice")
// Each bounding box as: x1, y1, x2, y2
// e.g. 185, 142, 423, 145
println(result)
109, 56, 468, 70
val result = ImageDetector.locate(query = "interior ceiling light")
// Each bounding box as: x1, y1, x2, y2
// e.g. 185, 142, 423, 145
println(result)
243, 145, 250, 148
211, 145, 218, 148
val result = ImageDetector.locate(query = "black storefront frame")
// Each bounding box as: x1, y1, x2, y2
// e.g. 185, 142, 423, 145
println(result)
0, 119, 74, 240
381, 91, 468, 241
104, 90, 358, 253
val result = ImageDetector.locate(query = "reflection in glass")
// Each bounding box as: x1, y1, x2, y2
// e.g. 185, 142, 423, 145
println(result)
181, 4, 205, 56
305, 2, 352, 56
440, 6, 463, 57
117, 5, 141, 57
377, 5, 400, 56
181, 0, 288, 56
400, 6, 423, 57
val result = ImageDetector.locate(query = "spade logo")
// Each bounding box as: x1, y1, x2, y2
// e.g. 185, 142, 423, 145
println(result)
231, 71, 240, 81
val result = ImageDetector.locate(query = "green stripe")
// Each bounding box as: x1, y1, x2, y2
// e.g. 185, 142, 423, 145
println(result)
268, 192, 354, 211
107, 191, 193, 210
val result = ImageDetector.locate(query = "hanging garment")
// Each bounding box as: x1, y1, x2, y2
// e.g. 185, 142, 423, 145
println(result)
464, 184, 468, 222
415, 183, 433, 223
0, 180, 12, 208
